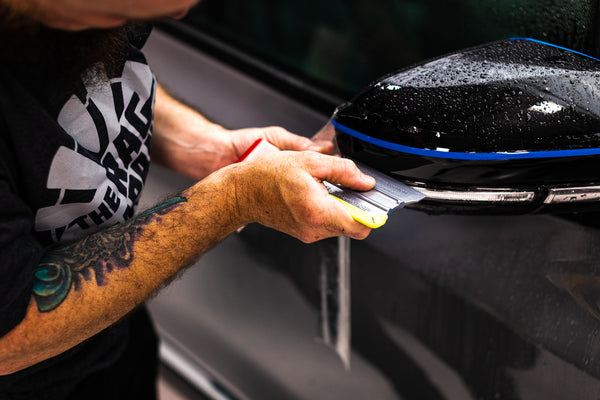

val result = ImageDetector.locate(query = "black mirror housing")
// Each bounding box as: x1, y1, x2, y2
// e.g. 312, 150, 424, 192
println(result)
333, 38, 600, 214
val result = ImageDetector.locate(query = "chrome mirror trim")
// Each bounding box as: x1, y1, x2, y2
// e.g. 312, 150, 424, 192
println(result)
544, 186, 600, 204
410, 186, 537, 203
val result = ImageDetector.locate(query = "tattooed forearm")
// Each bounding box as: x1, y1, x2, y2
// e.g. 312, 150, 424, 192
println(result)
32, 196, 188, 312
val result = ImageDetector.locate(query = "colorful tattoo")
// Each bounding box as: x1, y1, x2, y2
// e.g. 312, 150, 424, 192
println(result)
32, 196, 187, 312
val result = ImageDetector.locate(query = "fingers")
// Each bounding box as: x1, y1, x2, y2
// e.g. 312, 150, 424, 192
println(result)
302, 153, 375, 192
295, 153, 375, 241
262, 127, 313, 151
230, 126, 335, 163
262, 127, 335, 155
239, 127, 373, 189
285, 192, 372, 243
316, 195, 373, 241
307, 140, 335, 154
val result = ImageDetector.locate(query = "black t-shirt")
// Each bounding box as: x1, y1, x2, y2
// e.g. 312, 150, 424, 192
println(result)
0, 25, 158, 399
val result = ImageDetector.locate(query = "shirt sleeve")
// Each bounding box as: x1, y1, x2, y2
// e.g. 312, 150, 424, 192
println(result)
0, 172, 44, 338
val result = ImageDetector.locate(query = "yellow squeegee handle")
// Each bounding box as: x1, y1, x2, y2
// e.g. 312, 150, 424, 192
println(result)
329, 194, 388, 229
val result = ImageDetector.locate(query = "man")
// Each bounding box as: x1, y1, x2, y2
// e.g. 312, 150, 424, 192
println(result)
0, 0, 374, 398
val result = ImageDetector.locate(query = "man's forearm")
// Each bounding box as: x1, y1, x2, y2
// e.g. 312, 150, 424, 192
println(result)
0, 168, 242, 375
151, 84, 234, 180
31, 196, 188, 312
0, 145, 375, 375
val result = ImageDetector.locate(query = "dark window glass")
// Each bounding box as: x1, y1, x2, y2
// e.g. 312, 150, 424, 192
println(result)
180, 0, 597, 96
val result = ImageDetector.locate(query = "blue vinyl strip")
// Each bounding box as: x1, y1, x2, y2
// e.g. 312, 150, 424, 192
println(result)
510, 37, 600, 63
332, 120, 600, 160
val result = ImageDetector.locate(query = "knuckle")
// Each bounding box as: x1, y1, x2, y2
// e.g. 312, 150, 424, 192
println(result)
267, 126, 292, 138
264, 126, 280, 135
302, 150, 321, 165
341, 158, 357, 174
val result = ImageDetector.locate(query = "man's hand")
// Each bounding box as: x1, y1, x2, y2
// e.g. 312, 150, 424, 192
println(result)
228, 151, 375, 243
152, 85, 333, 180
228, 125, 334, 160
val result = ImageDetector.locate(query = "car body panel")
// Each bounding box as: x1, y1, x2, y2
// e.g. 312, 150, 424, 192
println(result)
141, 28, 600, 400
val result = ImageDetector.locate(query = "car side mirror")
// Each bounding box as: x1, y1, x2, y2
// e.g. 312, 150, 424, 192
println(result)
331, 38, 600, 214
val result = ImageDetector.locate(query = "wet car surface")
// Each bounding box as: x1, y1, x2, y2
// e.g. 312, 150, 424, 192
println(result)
140, 3, 600, 398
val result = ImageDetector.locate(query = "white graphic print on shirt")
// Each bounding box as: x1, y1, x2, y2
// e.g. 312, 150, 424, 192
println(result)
35, 60, 156, 243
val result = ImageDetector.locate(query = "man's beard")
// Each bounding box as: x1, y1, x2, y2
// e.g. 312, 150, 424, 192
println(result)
0, 12, 131, 89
